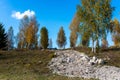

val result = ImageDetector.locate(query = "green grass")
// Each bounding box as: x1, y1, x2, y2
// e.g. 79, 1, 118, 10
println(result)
0, 50, 98, 80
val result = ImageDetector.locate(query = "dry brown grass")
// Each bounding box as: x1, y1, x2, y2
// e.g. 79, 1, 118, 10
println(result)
0, 50, 98, 80
73, 47, 120, 67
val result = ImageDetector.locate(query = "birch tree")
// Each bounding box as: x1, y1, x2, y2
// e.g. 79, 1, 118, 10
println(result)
77, 0, 113, 53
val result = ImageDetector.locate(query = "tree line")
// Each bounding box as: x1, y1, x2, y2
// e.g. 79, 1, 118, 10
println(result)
0, 0, 120, 52
69, 0, 120, 53
0, 15, 67, 50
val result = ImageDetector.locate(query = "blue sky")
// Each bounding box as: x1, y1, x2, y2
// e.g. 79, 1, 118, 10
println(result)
0, 0, 120, 48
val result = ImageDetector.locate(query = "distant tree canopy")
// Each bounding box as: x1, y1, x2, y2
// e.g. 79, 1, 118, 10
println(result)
70, 13, 80, 32
17, 15, 39, 49
70, 31, 77, 48
48, 38, 53, 48
40, 27, 49, 49
0, 0, 116, 50
110, 19, 120, 47
57, 26, 66, 49
7, 26, 14, 50
69, 13, 80, 47
76, 0, 114, 53
0, 23, 8, 50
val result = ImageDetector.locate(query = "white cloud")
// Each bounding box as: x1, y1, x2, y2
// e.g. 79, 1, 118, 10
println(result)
11, 10, 35, 20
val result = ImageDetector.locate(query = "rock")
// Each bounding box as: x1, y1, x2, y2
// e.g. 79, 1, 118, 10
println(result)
81, 56, 90, 62
97, 59, 104, 65
90, 56, 97, 64
93, 56, 97, 61
48, 50, 120, 80
89, 56, 104, 65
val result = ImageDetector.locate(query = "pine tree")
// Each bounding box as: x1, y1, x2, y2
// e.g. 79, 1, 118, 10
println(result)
57, 26, 66, 49
0, 23, 8, 50
40, 27, 49, 49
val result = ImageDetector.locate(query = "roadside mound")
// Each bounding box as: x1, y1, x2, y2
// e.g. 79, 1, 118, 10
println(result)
48, 50, 120, 80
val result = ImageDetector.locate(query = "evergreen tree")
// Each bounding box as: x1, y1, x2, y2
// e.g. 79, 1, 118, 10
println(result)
40, 27, 49, 49
0, 23, 8, 50
57, 26, 66, 49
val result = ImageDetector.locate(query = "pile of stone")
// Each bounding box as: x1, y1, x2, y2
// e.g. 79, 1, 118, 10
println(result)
48, 50, 120, 80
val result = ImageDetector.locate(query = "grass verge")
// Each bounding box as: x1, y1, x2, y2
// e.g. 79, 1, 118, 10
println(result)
0, 50, 98, 80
